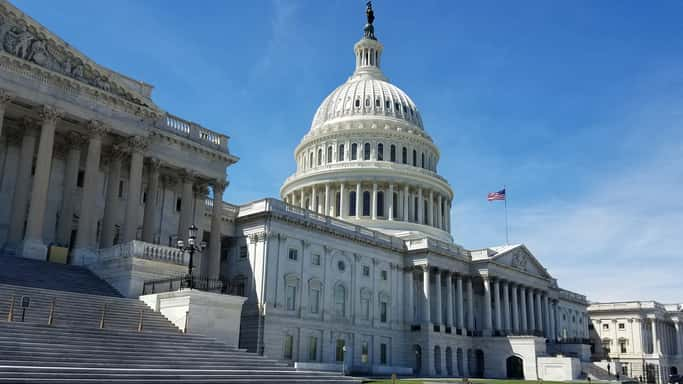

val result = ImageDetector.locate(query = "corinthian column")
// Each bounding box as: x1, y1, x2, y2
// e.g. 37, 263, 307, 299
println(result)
178, 171, 195, 241
511, 284, 519, 333
22, 107, 61, 260
74, 121, 108, 251
0, 90, 12, 172
100, 146, 124, 248
388, 184, 394, 220
57, 132, 85, 246
483, 275, 493, 335
205, 179, 227, 279
142, 159, 161, 243
6, 119, 38, 249
122, 136, 147, 242
422, 265, 431, 325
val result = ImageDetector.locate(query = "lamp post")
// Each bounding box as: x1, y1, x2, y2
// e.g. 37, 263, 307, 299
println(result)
176, 224, 206, 289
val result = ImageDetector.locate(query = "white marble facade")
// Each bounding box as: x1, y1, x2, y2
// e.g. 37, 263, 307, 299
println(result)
0, 1, 593, 379
588, 302, 683, 384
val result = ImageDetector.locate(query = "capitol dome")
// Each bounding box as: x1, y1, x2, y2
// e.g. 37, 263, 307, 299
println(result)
281, 3, 454, 242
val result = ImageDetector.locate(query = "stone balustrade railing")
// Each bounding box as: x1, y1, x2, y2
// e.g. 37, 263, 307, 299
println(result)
95, 240, 188, 266
161, 113, 229, 153
558, 288, 588, 305
283, 160, 450, 185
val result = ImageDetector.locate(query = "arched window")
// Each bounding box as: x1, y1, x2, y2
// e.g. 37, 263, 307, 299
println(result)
363, 143, 371, 160
349, 191, 357, 216
394, 102, 399, 111
362, 191, 371, 216
355, 99, 360, 108
351, 143, 358, 160
413, 150, 417, 166
375, 98, 380, 107
377, 191, 384, 217
338, 144, 345, 161
365, 98, 370, 107
402, 147, 407, 164
385, 100, 390, 109
327, 146, 333, 163
377, 143, 384, 161
390, 145, 396, 162
421, 153, 425, 168
317, 149, 322, 165
334, 284, 346, 317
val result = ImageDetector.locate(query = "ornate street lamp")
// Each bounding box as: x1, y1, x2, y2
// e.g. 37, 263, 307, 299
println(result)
176, 224, 206, 289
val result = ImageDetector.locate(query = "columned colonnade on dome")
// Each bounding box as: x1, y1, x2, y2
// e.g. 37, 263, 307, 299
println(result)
283, 181, 451, 232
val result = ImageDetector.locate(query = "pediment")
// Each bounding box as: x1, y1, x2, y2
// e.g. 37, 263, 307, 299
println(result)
0, 2, 154, 108
491, 244, 552, 279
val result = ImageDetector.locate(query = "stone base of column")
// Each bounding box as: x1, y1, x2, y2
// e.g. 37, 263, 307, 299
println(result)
71, 247, 98, 266
482, 329, 493, 337
18, 239, 47, 261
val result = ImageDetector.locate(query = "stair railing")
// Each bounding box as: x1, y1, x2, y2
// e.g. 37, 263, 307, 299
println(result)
47, 297, 56, 326
6, 295, 14, 322
99, 303, 107, 329
137, 308, 144, 332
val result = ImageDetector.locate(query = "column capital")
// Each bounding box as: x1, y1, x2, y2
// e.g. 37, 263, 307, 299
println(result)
39, 105, 62, 125
147, 157, 162, 172
125, 135, 149, 153
65, 131, 88, 148
212, 178, 228, 193
86, 119, 110, 138
21, 117, 40, 136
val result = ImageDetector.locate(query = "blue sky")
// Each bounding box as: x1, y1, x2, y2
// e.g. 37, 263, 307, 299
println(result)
15, 0, 683, 302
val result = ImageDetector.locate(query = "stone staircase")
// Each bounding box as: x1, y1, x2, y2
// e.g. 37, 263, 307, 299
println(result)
0, 257, 361, 383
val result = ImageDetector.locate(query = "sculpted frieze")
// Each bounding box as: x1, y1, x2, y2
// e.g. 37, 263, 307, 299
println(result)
0, 9, 147, 107
511, 251, 528, 271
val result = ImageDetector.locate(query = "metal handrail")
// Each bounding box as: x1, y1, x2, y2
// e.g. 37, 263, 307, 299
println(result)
141, 275, 241, 296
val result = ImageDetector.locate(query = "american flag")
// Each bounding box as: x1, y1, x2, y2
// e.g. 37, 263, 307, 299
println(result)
487, 189, 506, 201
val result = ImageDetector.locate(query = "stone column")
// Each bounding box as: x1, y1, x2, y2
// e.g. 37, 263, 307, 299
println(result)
317, 186, 324, 214
22, 107, 61, 260
57, 132, 85, 246
503, 281, 511, 333
324, 183, 330, 216
299, 188, 305, 209
527, 289, 536, 332
339, 183, 346, 218
520, 286, 528, 333
405, 268, 414, 325
371, 183, 378, 219
436, 194, 442, 229
673, 319, 682, 357
205, 179, 227, 279
434, 269, 442, 326
6, 119, 38, 249
651, 318, 661, 355
445, 272, 453, 329
456, 274, 464, 330
422, 265, 431, 325
445, 200, 450, 232
100, 147, 124, 248
427, 190, 434, 226
549, 300, 557, 341
355, 182, 361, 219
543, 294, 550, 338
122, 137, 146, 242
483, 275, 493, 335
403, 185, 409, 221
466, 277, 474, 332
511, 284, 519, 333
493, 278, 502, 333
0, 91, 12, 173
388, 184, 394, 220
417, 187, 423, 224
178, 171, 195, 241
142, 159, 161, 243
535, 291, 543, 334
74, 121, 107, 251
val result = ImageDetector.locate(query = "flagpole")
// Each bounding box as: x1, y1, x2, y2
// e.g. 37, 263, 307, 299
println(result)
504, 185, 509, 245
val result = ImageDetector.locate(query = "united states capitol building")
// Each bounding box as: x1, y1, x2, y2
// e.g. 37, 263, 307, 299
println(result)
3, 0, 671, 381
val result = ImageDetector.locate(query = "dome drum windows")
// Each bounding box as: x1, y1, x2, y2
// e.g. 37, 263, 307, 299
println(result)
390, 145, 396, 162
351, 143, 358, 160
317, 149, 322, 166
338, 144, 345, 162
327, 146, 333, 164
363, 143, 371, 160
377, 143, 384, 161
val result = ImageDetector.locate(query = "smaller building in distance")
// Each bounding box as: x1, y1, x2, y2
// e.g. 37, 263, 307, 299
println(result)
588, 301, 683, 384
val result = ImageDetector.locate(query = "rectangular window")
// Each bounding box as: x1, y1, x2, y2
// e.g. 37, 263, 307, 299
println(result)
76, 170, 85, 187
361, 342, 369, 364
286, 285, 297, 311
381, 270, 388, 280
335, 339, 345, 362
288, 248, 298, 260
119, 180, 125, 198
603, 323, 609, 330
239, 246, 248, 259
349, 192, 357, 216
176, 197, 182, 212
390, 145, 396, 162
620, 340, 628, 353
284, 335, 294, 360
362, 265, 370, 276
311, 254, 321, 265
380, 302, 387, 323
618, 323, 625, 330
309, 336, 318, 361
309, 289, 320, 314
380, 343, 387, 365
338, 144, 345, 161
377, 143, 384, 161
351, 143, 358, 160
621, 365, 628, 376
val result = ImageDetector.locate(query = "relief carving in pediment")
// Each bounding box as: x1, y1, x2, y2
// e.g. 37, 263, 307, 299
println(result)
0, 10, 148, 107
511, 251, 528, 271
